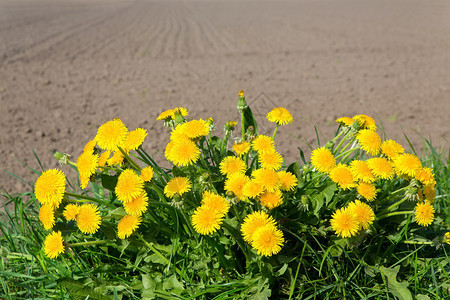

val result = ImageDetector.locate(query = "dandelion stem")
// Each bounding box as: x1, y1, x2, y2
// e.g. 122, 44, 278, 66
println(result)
118, 147, 141, 171
333, 130, 353, 154
68, 240, 110, 247
403, 240, 434, 245
272, 124, 280, 140
335, 145, 360, 160
382, 195, 409, 214
64, 192, 115, 209
377, 210, 414, 220
241, 110, 246, 141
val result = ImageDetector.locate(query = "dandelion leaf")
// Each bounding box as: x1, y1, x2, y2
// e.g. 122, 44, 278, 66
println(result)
379, 265, 413, 300
101, 174, 118, 191
243, 106, 258, 135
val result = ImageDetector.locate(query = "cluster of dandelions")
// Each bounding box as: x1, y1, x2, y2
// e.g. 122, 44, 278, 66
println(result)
310, 115, 437, 238
35, 91, 298, 259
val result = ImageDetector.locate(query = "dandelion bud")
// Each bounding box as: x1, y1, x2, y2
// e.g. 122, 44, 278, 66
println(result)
224, 121, 238, 132
405, 186, 419, 201
299, 195, 309, 211
54, 152, 71, 166
173, 109, 186, 124
325, 140, 335, 151
226, 191, 235, 198
237, 90, 248, 112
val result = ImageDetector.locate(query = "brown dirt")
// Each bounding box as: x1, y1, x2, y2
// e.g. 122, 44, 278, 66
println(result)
1, 0, 449, 195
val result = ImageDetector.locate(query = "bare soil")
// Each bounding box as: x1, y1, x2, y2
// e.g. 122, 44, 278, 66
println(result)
1, 0, 449, 194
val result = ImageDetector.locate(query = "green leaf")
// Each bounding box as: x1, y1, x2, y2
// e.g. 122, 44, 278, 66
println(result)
101, 174, 119, 191
311, 193, 324, 217
58, 277, 110, 300
322, 183, 337, 205
162, 274, 184, 294
379, 266, 413, 300
243, 106, 258, 134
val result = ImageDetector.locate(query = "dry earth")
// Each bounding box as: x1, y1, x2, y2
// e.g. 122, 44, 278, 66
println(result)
0, 0, 449, 195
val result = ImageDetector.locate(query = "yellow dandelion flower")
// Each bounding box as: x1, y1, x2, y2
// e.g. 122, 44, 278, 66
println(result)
123, 192, 148, 216
76, 204, 101, 234
251, 224, 284, 257
98, 151, 111, 167
259, 190, 283, 209
252, 168, 281, 192
415, 201, 435, 227
329, 164, 356, 190
336, 117, 354, 126
80, 175, 90, 190
140, 166, 154, 182
157, 109, 174, 121
83, 140, 97, 154
233, 141, 251, 156
219, 156, 246, 176
381, 140, 404, 160
330, 207, 360, 238
43, 231, 65, 259
224, 173, 250, 201
393, 154, 422, 177
201, 191, 230, 216
310, 147, 336, 173
164, 177, 191, 198
415, 167, 435, 186
123, 128, 147, 152
266, 107, 293, 126
240, 211, 276, 243
356, 182, 377, 201
107, 151, 124, 166
353, 115, 376, 131
115, 169, 145, 203
278, 171, 298, 192
367, 157, 394, 180
192, 205, 224, 235
95, 118, 128, 151
117, 215, 141, 239
347, 200, 375, 230
238, 90, 245, 98
259, 150, 283, 170
172, 107, 188, 118
181, 119, 210, 139
356, 129, 381, 156
252, 135, 275, 154
423, 184, 435, 202
35, 169, 66, 208
63, 203, 80, 221
76, 151, 98, 179
445, 232, 450, 245
165, 138, 200, 167
242, 179, 265, 199
350, 160, 375, 183
39, 204, 55, 230
169, 124, 189, 141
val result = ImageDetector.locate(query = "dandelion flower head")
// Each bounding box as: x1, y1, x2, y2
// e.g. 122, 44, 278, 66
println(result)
415, 201, 435, 227
310, 147, 336, 173
241, 211, 276, 243
393, 154, 422, 177
165, 138, 200, 167
181, 119, 210, 139
219, 156, 246, 176
76, 204, 101, 234
140, 166, 154, 182
115, 169, 145, 204
415, 167, 435, 186
353, 115, 376, 131
258, 150, 283, 170
252, 168, 281, 192
330, 207, 359, 238
278, 170, 298, 192
224, 172, 250, 201
157, 109, 174, 121
367, 157, 394, 180
233, 141, 251, 156
266, 107, 293, 125
63, 203, 80, 221
35, 169, 66, 208
98, 150, 111, 167
381, 140, 404, 160
83, 140, 97, 154
117, 215, 141, 239
242, 179, 264, 199
107, 151, 124, 166
201, 191, 230, 216
357, 182, 377, 201
350, 160, 375, 183
356, 129, 381, 156
329, 164, 356, 190
76, 151, 98, 186
347, 200, 375, 230
192, 205, 224, 235
123, 192, 148, 216
39, 204, 55, 230
44, 231, 65, 259
336, 117, 354, 126
251, 135, 275, 154
259, 190, 283, 209
251, 224, 284, 257
164, 177, 191, 198
95, 118, 128, 151
123, 128, 147, 152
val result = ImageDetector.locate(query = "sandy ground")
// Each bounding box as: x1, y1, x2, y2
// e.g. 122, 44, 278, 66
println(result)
0, 0, 449, 195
